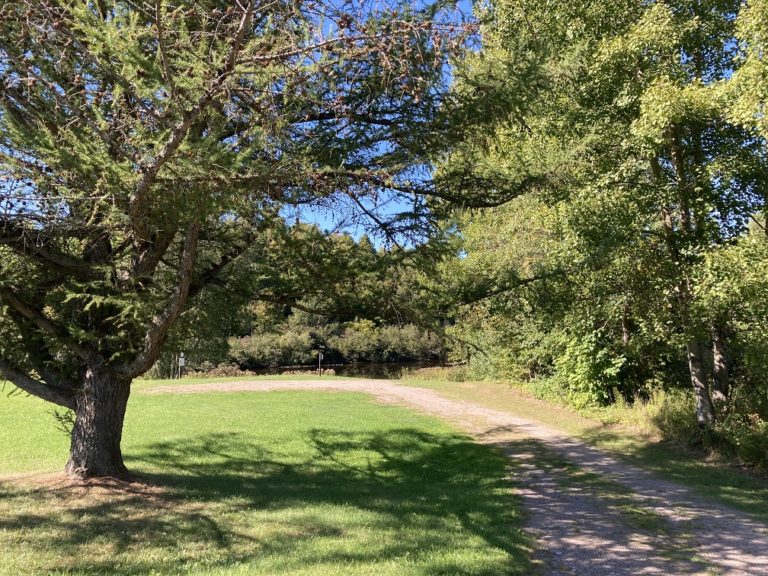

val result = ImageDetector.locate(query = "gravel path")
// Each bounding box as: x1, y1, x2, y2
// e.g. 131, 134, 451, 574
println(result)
147, 379, 768, 575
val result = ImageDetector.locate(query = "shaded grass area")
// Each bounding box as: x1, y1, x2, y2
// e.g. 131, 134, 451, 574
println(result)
403, 378, 768, 524
0, 390, 532, 576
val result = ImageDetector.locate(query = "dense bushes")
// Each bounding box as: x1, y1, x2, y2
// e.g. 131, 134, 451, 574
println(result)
332, 320, 442, 363
227, 320, 442, 369
229, 330, 318, 369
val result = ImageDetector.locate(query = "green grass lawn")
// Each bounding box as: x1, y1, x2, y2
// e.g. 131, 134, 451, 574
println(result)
402, 378, 768, 524
0, 387, 532, 576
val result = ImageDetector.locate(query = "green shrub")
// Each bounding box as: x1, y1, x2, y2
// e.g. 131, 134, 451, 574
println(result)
403, 365, 468, 382
735, 423, 768, 469
227, 321, 441, 368
331, 319, 380, 362
523, 375, 569, 404
229, 329, 316, 368
720, 414, 768, 469
331, 321, 441, 363
379, 324, 441, 361
650, 390, 703, 446
563, 333, 627, 407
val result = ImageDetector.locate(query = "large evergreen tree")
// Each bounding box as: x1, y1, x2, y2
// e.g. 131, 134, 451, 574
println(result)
0, 0, 466, 477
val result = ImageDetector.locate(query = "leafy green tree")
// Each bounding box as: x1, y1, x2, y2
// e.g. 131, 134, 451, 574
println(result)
729, 0, 768, 139
728, 0, 768, 232
215, 226, 447, 369
442, 0, 767, 424
0, 0, 465, 477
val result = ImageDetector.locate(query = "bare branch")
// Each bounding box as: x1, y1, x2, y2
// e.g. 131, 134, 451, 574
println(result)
154, 0, 178, 100
347, 193, 405, 250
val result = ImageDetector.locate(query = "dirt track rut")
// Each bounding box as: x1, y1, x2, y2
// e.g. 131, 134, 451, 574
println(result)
148, 379, 768, 576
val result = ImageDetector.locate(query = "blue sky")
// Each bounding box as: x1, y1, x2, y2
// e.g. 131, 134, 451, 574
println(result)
289, 0, 476, 243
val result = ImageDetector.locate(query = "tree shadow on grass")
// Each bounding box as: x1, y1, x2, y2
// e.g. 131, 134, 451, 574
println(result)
0, 429, 533, 576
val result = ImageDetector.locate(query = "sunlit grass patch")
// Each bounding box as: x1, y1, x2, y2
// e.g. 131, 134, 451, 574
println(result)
0, 390, 532, 576
131, 373, 359, 393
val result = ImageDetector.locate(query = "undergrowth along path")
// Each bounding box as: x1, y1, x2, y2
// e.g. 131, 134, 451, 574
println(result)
148, 379, 768, 576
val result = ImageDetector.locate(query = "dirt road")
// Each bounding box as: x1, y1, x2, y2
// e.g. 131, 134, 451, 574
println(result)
148, 379, 768, 576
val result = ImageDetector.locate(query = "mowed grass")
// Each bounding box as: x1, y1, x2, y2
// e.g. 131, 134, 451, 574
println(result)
0, 387, 532, 576
402, 378, 768, 524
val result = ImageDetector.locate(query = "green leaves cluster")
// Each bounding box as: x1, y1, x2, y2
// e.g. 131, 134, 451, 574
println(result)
439, 0, 768, 451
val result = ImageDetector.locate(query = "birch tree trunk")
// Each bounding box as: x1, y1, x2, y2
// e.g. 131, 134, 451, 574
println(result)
712, 326, 730, 405
687, 341, 714, 427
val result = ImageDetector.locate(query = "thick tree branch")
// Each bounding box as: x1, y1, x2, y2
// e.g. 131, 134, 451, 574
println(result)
118, 219, 201, 379
0, 358, 76, 409
188, 238, 254, 299
450, 270, 564, 305
255, 293, 331, 316
7, 313, 80, 392
131, 227, 178, 283
0, 220, 100, 280
0, 288, 103, 365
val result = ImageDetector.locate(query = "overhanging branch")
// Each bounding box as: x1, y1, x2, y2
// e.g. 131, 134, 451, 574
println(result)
457, 270, 564, 305
0, 358, 76, 409
0, 219, 101, 280
188, 237, 254, 300
0, 287, 103, 365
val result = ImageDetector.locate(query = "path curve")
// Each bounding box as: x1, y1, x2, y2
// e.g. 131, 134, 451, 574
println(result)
147, 379, 768, 576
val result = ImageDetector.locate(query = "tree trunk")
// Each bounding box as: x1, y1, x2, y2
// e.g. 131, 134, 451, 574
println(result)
712, 326, 730, 404
686, 341, 714, 428
65, 369, 131, 478
651, 150, 715, 430
621, 301, 631, 347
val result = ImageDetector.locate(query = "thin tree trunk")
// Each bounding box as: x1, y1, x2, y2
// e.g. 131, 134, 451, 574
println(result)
687, 341, 714, 427
657, 136, 717, 430
621, 301, 631, 347
66, 368, 131, 478
712, 326, 730, 404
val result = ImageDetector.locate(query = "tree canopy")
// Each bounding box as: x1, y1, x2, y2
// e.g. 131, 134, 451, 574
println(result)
438, 0, 768, 463
2, 0, 768, 477
0, 0, 470, 477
